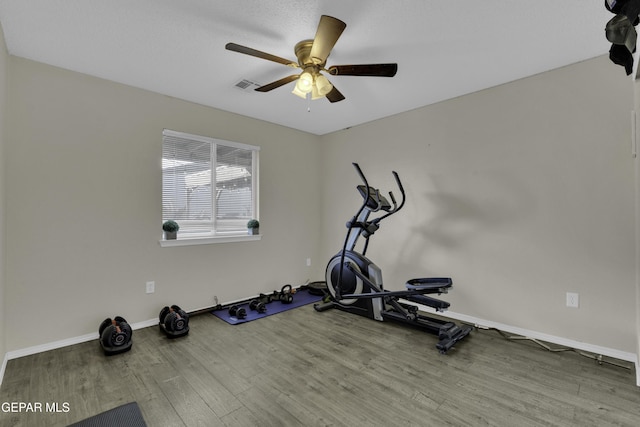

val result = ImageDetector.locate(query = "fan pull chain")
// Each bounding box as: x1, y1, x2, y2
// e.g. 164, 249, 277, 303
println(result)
307, 92, 311, 112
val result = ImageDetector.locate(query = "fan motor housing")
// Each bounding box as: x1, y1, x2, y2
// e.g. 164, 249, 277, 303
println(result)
295, 40, 325, 68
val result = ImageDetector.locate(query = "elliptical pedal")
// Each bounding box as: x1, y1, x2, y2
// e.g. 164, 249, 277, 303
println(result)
405, 277, 452, 293
402, 294, 450, 312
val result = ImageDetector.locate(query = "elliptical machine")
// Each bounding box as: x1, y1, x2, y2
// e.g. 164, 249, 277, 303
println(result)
315, 163, 471, 353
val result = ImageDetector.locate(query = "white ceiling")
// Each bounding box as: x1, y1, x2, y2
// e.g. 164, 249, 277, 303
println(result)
0, 1, 615, 135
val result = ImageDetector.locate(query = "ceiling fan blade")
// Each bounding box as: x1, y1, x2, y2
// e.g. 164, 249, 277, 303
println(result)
226, 43, 297, 67
328, 64, 398, 77
325, 85, 345, 103
310, 15, 346, 64
255, 74, 300, 92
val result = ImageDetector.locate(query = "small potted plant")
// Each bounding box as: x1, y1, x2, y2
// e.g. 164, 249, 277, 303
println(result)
163, 220, 180, 240
247, 219, 260, 235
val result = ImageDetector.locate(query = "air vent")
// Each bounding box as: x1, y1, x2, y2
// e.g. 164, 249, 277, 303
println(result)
234, 79, 260, 91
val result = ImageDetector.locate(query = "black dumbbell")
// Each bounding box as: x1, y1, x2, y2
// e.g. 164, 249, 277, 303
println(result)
228, 305, 247, 319
165, 305, 189, 332
100, 316, 132, 348
249, 299, 267, 313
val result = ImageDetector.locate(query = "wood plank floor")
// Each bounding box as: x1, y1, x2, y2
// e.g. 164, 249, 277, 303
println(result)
1, 305, 638, 426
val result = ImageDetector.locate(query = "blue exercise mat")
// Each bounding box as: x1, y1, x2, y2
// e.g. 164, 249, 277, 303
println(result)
211, 289, 323, 325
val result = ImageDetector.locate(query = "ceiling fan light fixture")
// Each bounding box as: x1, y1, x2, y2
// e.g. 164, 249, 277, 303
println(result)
292, 84, 308, 99
311, 84, 322, 100
315, 74, 333, 96
295, 70, 313, 92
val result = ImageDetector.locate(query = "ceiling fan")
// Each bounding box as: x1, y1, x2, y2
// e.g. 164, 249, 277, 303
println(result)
225, 15, 397, 103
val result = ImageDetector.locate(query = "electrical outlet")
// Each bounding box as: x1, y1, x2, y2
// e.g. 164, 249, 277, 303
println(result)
306, 258, 311, 267
566, 292, 579, 308
146, 281, 155, 294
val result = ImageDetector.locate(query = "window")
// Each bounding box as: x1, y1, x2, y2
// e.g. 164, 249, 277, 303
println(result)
162, 129, 259, 240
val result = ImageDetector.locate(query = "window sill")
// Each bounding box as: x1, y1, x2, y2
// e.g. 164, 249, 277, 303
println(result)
159, 234, 261, 247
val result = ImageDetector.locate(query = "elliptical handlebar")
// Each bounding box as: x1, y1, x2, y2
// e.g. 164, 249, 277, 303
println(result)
353, 162, 369, 188
392, 171, 405, 209
386, 170, 406, 216
351, 163, 406, 223
350, 162, 374, 227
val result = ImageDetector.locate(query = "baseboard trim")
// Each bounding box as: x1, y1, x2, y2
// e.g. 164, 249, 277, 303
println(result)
4, 318, 158, 362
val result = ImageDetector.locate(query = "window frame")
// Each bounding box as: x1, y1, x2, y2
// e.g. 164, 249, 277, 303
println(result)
160, 129, 260, 246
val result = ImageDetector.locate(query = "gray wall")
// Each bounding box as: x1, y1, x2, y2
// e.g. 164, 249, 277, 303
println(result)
5, 57, 324, 351
1, 52, 638, 363
320, 56, 637, 353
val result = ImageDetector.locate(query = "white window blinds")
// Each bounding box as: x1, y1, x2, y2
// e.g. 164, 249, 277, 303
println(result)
162, 129, 259, 236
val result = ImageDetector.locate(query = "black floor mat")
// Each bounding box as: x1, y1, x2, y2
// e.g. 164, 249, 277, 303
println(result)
67, 402, 146, 427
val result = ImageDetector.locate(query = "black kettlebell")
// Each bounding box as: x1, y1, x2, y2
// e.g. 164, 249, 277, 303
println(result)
278, 284, 294, 304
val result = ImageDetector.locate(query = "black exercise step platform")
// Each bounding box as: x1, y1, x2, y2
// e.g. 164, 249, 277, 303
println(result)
405, 278, 452, 293
402, 294, 450, 311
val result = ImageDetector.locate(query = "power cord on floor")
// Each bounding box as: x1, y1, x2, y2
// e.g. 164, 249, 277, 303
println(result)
475, 325, 633, 371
